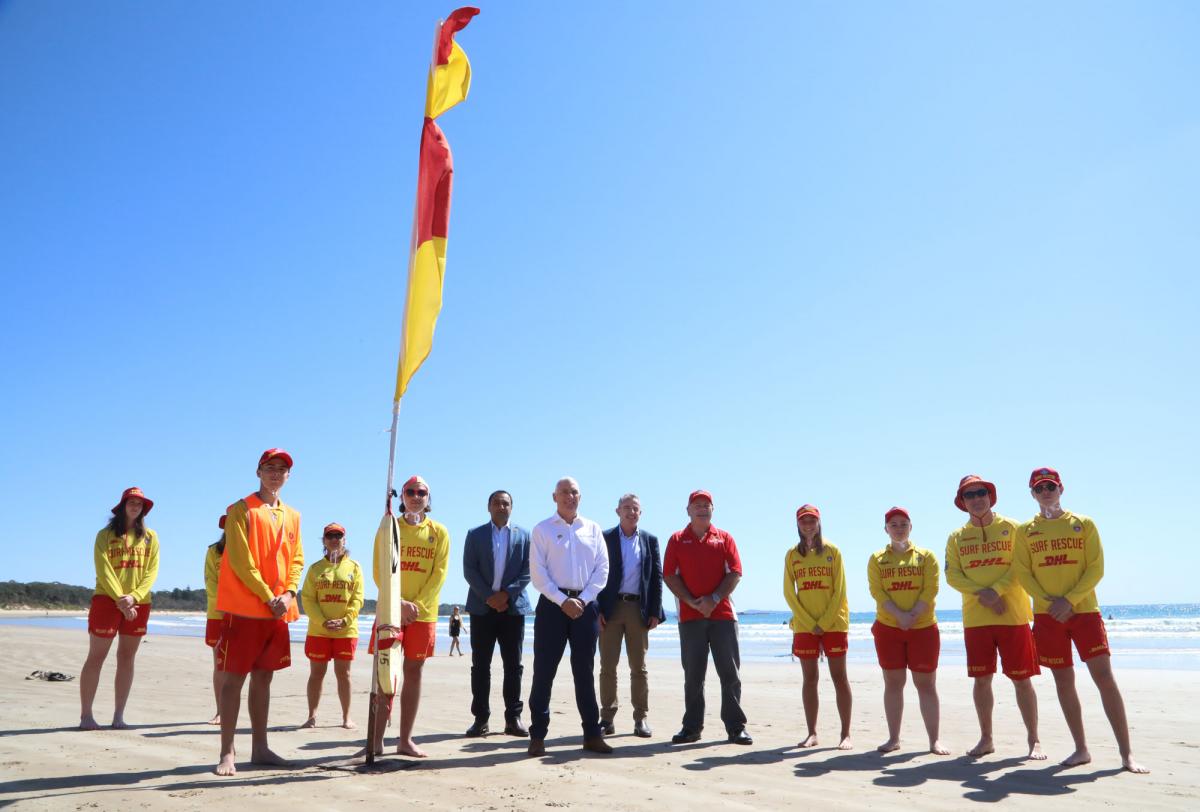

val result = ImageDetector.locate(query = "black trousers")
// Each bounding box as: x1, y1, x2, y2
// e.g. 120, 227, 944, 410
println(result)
469, 609, 526, 722
528, 595, 601, 740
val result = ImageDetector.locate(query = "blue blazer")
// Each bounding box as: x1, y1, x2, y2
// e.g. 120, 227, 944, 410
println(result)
597, 527, 665, 626
462, 522, 531, 616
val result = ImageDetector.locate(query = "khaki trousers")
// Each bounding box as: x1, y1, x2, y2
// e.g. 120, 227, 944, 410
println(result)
598, 599, 650, 723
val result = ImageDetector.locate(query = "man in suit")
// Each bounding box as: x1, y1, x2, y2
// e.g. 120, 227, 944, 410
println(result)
462, 490, 532, 737
597, 493, 664, 738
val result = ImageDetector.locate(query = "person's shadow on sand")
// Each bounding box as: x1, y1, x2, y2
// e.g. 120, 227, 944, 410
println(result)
873, 754, 1124, 802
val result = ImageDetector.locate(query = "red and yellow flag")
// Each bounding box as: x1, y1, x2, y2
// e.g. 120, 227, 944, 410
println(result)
395, 7, 479, 400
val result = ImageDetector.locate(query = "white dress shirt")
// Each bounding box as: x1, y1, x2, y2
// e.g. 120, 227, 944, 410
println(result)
530, 512, 609, 606
619, 528, 642, 595
490, 522, 510, 592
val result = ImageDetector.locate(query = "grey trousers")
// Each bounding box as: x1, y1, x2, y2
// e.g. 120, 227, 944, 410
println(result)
678, 618, 746, 734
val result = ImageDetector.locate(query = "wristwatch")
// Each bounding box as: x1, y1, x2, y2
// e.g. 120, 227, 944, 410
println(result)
711, 592, 722, 603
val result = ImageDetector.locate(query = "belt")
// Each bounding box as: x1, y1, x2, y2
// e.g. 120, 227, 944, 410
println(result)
618, 593, 640, 602
561, 589, 583, 598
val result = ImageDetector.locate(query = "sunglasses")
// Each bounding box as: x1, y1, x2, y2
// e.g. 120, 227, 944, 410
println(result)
1033, 482, 1059, 493
961, 488, 990, 500
323, 532, 345, 540
405, 488, 429, 498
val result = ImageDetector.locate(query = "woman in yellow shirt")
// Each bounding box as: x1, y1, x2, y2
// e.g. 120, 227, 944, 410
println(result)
203, 515, 227, 724
867, 507, 948, 755
300, 523, 364, 729
783, 504, 851, 750
79, 487, 160, 730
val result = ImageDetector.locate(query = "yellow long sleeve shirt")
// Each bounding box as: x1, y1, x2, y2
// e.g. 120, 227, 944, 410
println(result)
868, 543, 939, 629
203, 544, 223, 620
783, 541, 850, 633
301, 556, 364, 638
93, 527, 159, 603
1014, 511, 1104, 615
944, 514, 1032, 628
373, 516, 450, 624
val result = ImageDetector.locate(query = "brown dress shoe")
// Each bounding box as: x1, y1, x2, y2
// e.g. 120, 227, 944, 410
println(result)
527, 738, 545, 757
582, 736, 614, 754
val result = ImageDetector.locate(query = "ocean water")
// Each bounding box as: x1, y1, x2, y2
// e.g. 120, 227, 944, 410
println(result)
4, 603, 1198, 670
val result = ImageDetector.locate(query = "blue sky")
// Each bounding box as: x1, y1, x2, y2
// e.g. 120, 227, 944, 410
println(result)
1, 1, 1197, 611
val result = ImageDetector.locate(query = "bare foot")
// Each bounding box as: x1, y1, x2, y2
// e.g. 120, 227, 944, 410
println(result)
930, 740, 950, 755
1060, 749, 1091, 767
111, 717, 130, 730
1027, 741, 1047, 761
797, 733, 818, 748
1122, 755, 1150, 774
79, 715, 101, 731
837, 736, 853, 751
299, 717, 317, 729
877, 739, 901, 753
396, 739, 428, 758
215, 752, 237, 776
967, 737, 994, 758
207, 714, 221, 726
250, 747, 290, 767
342, 719, 357, 730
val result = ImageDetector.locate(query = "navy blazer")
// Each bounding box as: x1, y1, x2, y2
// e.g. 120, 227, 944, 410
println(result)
462, 522, 532, 616
597, 527, 665, 626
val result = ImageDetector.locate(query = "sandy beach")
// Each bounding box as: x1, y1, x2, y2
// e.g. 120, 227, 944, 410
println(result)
0, 622, 1195, 811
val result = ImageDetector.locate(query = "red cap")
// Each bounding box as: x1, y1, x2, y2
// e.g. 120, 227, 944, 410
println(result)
954, 474, 997, 511
323, 522, 346, 536
688, 489, 714, 506
218, 514, 226, 530
111, 487, 153, 515
884, 506, 910, 523
258, 448, 293, 469
1029, 467, 1062, 489
795, 504, 820, 521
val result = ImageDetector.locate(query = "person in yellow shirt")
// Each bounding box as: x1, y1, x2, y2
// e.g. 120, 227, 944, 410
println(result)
783, 504, 851, 750
1014, 467, 1148, 774
203, 515, 226, 725
945, 474, 1044, 761
299, 522, 363, 730
79, 487, 160, 731
215, 448, 304, 777
369, 475, 450, 758
868, 506, 948, 755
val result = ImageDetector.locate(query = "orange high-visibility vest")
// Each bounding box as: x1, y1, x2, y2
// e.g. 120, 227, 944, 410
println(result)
217, 493, 302, 621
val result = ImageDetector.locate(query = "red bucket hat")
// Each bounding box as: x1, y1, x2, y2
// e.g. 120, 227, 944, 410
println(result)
884, 506, 910, 523
795, 504, 821, 521
954, 474, 997, 512
112, 487, 153, 515
1029, 467, 1062, 489
218, 514, 226, 529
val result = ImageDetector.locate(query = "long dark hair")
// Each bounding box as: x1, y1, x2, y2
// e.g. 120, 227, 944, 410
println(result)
214, 532, 226, 556
107, 503, 146, 540
797, 526, 824, 556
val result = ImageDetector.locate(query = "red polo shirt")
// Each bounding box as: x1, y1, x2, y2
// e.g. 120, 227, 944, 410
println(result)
663, 524, 743, 623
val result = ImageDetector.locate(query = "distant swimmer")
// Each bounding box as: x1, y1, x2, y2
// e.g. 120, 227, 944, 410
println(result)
203, 515, 227, 725
1014, 467, 1149, 774
79, 487, 160, 731
868, 507, 948, 755
784, 504, 852, 750
944, 475, 1045, 761
214, 448, 304, 776
447, 606, 463, 656
369, 476, 450, 758
300, 523, 363, 730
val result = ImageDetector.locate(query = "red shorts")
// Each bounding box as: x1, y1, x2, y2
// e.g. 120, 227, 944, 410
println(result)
872, 621, 940, 673
214, 614, 292, 674
964, 624, 1040, 679
1033, 612, 1110, 668
305, 635, 357, 661
205, 618, 222, 647
87, 595, 150, 638
368, 619, 435, 660
792, 631, 848, 660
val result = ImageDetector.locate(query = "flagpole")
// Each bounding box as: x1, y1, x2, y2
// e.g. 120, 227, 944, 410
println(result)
365, 15, 445, 767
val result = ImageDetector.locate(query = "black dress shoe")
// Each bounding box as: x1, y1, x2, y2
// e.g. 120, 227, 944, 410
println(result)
503, 718, 529, 737
634, 719, 652, 738
727, 728, 753, 745
671, 728, 701, 744
601, 721, 615, 736
465, 719, 489, 737
527, 738, 545, 757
